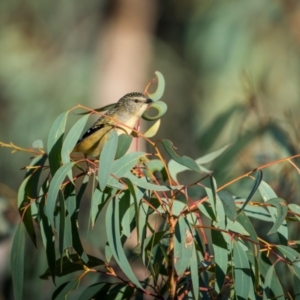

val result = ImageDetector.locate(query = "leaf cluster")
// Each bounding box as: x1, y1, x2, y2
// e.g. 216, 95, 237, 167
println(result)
9, 73, 300, 300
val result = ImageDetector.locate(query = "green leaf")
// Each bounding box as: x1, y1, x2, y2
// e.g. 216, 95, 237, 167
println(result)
236, 199, 272, 222
115, 134, 132, 159
63, 184, 76, 249
99, 130, 118, 191
236, 211, 259, 255
143, 159, 167, 180
11, 223, 25, 300
142, 101, 168, 121
233, 240, 251, 299
266, 198, 288, 235
289, 204, 300, 221
276, 245, 300, 263
226, 219, 249, 236
90, 188, 105, 227
237, 169, 263, 214
121, 205, 135, 237
47, 111, 69, 175
106, 152, 144, 188
106, 284, 135, 300
79, 283, 111, 300
61, 114, 89, 164
174, 217, 194, 275
58, 193, 65, 257
139, 202, 148, 262
258, 181, 288, 244
263, 264, 275, 300
259, 253, 284, 300
52, 279, 80, 300
263, 264, 285, 300
211, 229, 228, 293
119, 190, 132, 237
105, 196, 143, 289
168, 158, 210, 181
121, 178, 140, 236
144, 119, 161, 137
147, 70, 165, 101
196, 144, 230, 165
40, 197, 56, 283
218, 190, 237, 221
40, 254, 104, 279
293, 274, 300, 300
197, 202, 215, 221
126, 172, 183, 192
161, 139, 200, 172
17, 155, 47, 246
190, 243, 199, 300
46, 162, 75, 228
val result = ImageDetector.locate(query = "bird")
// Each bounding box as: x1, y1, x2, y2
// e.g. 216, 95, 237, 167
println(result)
72, 92, 153, 157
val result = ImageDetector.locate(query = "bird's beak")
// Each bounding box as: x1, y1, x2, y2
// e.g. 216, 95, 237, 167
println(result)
146, 98, 153, 104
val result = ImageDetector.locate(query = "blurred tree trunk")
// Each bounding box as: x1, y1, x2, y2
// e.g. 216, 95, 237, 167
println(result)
92, 0, 158, 151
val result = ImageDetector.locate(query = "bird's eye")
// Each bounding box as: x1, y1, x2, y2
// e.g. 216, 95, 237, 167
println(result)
134, 99, 139, 103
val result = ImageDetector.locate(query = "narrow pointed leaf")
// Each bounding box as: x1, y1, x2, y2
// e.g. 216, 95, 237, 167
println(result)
106, 152, 144, 188
11, 223, 25, 300
90, 188, 105, 227
99, 130, 118, 191
40, 254, 104, 279
61, 114, 89, 164
105, 196, 143, 289
174, 217, 194, 275
276, 245, 300, 263
238, 169, 262, 214
47, 111, 69, 175
266, 198, 288, 235
18, 155, 47, 246
144, 119, 161, 138
211, 229, 228, 292
46, 162, 75, 228
40, 198, 56, 283
263, 264, 285, 300
196, 144, 230, 165
263, 264, 275, 300
126, 172, 182, 191
218, 190, 237, 221
147, 70, 165, 101
53, 279, 80, 300
79, 283, 111, 300
190, 243, 199, 300
236, 212, 259, 255
259, 180, 288, 244
143, 101, 167, 121
233, 240, 250, 299
161, 139, 200, 172
115, 134, 132, 159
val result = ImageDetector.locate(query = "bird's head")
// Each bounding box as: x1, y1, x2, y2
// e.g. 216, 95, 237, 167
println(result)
117, 92, 153, 116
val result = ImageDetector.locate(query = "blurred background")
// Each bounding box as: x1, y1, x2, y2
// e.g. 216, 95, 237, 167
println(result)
1, 0, 300, 298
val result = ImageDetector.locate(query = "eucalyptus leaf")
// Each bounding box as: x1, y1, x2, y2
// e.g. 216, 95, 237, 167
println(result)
61, 114, 89, 165
266, 198, 288, 235
147, 70, 165, 101
211, 229, 228, 293
99, 130, 118, 191
11, 223, 25, 300
46, 162, 76, 228
47, 111, 69, 175
161, 139, 200, 172
233, 240, 251, 299
105, 196, 143, 289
